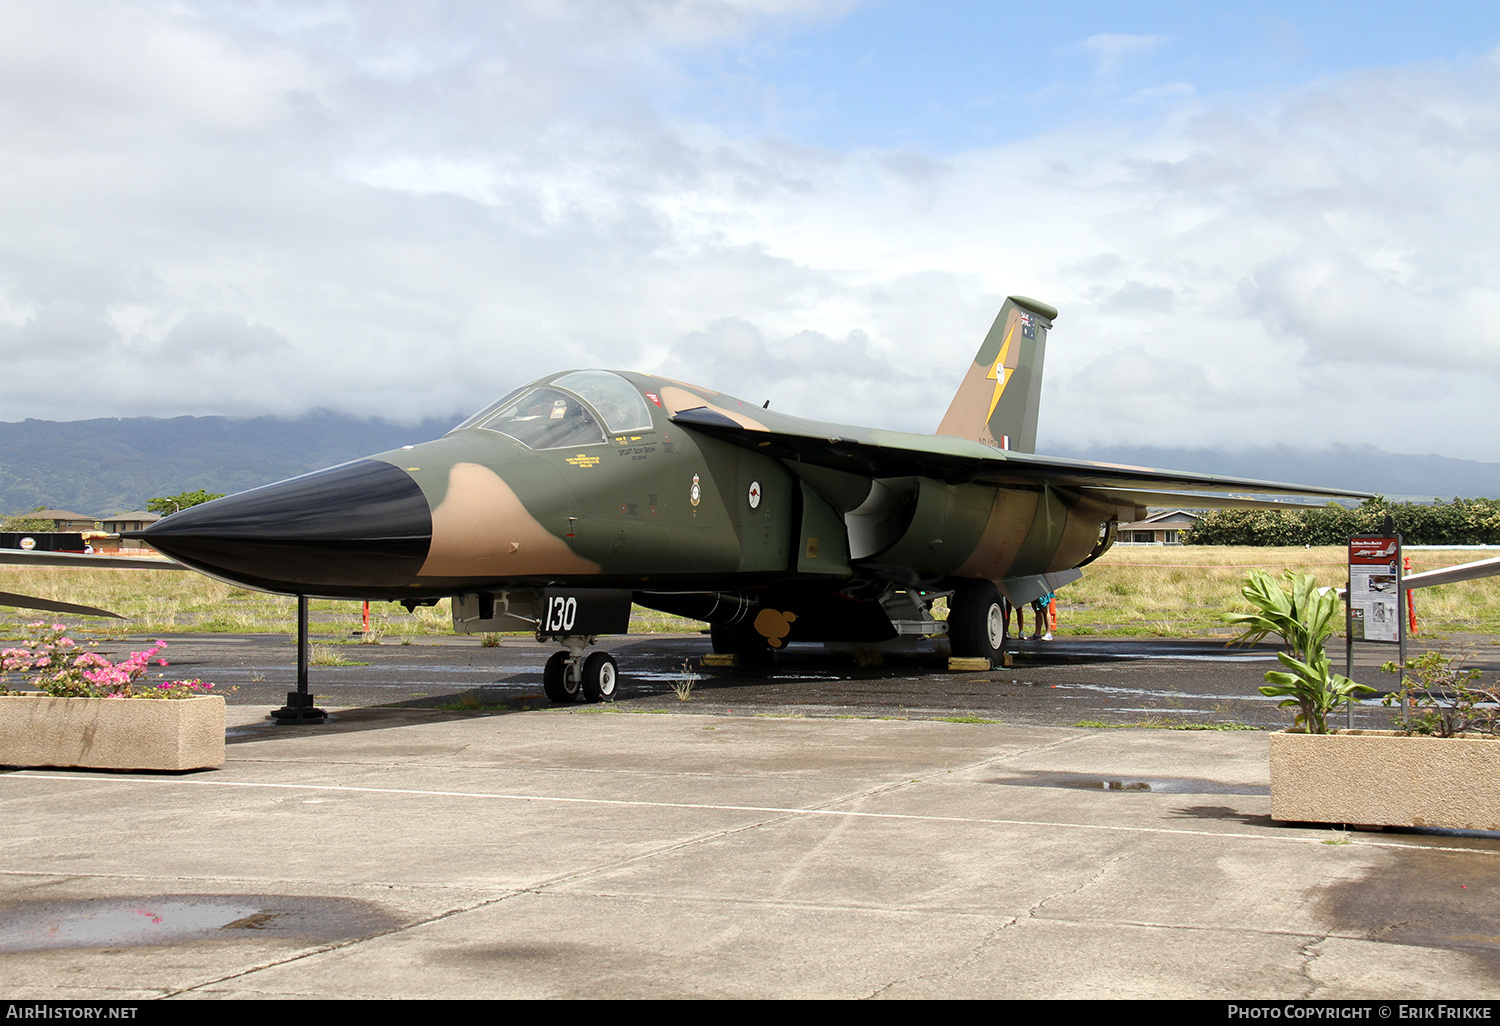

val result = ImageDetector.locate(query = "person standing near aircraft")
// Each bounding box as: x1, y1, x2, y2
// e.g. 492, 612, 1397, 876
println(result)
1031, 591, 1054, 641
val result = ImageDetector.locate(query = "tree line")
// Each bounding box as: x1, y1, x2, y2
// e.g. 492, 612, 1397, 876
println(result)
1184, 498, 1500, 546
1, 491, 224, 531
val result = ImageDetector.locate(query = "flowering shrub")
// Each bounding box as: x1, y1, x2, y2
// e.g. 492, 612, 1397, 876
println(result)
1, 623, 223, 699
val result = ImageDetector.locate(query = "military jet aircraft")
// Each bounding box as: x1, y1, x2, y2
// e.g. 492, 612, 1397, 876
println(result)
69, 295, 1362, 707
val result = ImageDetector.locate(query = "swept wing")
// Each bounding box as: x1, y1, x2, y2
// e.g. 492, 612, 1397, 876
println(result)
670, 406, 1370, 507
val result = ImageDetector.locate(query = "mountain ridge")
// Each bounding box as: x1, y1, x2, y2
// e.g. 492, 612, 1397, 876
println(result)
3, 414, 1496, 516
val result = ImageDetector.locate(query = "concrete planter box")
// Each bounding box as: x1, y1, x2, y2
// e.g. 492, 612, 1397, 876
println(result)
1270, 728, 1500, 830
0, 694, 224, 771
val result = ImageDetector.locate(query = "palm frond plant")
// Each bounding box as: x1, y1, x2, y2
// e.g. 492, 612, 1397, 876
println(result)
1224, 570, 1374, 734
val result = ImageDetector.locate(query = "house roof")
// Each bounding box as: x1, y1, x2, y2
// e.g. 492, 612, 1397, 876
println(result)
29, 510, 100, 521
1139, 509, 1200, 524
1120, 509, 1202, 532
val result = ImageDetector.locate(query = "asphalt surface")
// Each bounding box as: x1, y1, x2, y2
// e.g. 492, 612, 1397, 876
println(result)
5, 632, 1500, 1000
74, 629, 1455, 729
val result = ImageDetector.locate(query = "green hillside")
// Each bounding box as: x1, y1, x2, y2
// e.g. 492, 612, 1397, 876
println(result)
0, 411, 456, 516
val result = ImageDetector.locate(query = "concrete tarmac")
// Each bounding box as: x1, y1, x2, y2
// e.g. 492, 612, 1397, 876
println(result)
4, 636, 1500, 999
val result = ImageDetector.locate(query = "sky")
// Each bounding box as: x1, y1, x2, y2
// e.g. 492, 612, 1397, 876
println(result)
4, 0, 1500, 460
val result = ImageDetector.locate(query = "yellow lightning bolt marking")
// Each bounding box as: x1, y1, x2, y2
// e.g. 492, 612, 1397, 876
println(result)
986, 321, 1017, 421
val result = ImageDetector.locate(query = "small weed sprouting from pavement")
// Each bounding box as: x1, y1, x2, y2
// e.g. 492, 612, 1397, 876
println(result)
310, 645, 369, 667
673, 660, 697, 701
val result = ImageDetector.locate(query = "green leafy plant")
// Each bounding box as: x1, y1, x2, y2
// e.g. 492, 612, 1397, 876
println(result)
1381, 651, 1500, 737
1224, 570, 1374, 733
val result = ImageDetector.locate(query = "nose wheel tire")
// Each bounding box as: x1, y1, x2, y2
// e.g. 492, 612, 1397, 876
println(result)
948, 579, 1009, 667
542, 650, 578, 704
581, 652, 618, 703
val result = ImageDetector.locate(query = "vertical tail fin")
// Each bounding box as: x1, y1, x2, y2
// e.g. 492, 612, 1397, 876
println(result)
935, 296, 1056, 453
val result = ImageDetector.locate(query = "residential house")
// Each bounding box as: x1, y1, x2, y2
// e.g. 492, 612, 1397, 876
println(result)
1117, 509, 1201, 545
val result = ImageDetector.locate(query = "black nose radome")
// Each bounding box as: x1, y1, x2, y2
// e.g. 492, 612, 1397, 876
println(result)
134, 459, 432, 597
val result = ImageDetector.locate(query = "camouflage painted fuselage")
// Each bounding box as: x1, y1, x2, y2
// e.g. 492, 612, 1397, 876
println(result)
141, 370, 1111, 604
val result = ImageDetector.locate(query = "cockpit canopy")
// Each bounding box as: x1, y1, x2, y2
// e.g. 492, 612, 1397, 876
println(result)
453, 370, 655, 450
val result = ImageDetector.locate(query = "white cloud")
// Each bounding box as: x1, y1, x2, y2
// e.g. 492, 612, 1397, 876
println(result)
1, 3, 1498, 465
1075, 32, 1172, 82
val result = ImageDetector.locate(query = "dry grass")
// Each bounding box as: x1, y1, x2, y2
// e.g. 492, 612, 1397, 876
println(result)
0, 564, 705, 639
5, 546, 1500, 639
0, 566, 455, 637
310, 644, 369, 667
1064, 545, 1500, 638
629, 607, 703, 634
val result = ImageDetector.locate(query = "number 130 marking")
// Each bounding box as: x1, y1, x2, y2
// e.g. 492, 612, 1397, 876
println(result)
544, 596, 578, 633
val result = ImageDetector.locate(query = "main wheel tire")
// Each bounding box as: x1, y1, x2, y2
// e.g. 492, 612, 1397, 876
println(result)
948, 580, 1008, 667
542, 650, 576, 704
581, 651, 619, 703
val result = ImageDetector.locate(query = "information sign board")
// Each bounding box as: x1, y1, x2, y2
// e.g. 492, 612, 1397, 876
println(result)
1348, 535, 1402, 643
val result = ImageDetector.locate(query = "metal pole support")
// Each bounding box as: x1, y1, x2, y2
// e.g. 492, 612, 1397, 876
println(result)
272, 594, 327, 724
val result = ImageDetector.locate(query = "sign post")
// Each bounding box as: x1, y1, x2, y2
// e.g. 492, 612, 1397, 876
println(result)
1346, 534, 1405, 728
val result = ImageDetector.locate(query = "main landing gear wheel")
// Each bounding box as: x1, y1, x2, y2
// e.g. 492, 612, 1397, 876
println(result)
948, 579, 1008, 667
581, 651, 618, 703
542, 650, 579, 704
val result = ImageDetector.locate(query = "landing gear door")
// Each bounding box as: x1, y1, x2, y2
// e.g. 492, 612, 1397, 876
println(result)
536, 588, 633, 639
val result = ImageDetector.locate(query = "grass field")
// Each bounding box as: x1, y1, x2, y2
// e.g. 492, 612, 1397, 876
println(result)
1059, 545, 1500, 639
2, 545, 1498, 640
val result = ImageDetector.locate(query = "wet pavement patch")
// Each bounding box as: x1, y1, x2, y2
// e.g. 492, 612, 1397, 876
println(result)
428, 941, 586, 966
988, 770, 1270, 795
0, 894, 401, 952
1316, 848, 1500, 975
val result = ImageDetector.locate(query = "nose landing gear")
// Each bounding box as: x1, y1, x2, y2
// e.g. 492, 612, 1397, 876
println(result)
541, 636, 619, 704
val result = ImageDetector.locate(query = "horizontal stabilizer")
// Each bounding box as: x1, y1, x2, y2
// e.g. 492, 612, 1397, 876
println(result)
0, 591, 124, 619
999, 569, 1083, 607
0, 548, 190, 570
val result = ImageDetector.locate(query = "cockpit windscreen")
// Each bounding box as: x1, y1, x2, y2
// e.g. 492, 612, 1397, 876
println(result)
474, 387, 607, 449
